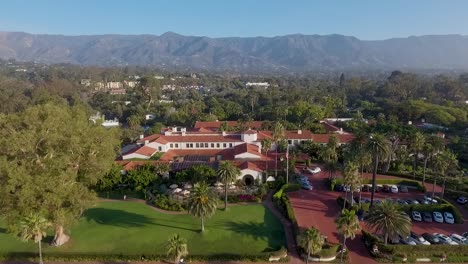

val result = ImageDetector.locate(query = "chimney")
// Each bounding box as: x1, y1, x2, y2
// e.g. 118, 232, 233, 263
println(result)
297, 130, 302, 135
144, 140, 149, 145
222, 131, 227, 136
182, 131, 186, 136
139, 134, 144, 139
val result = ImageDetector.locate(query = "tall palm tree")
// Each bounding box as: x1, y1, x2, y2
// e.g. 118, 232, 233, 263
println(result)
367, 134, 391, 207
421, 142, 435, 187
365, 201, 412, 245
336, 209, 360, 264
320, 135, 339, 180
166, 234, 188, 264
262, 138, 272, 175
297, 227, 324, 264
272, 122, 285, 178
342, 162, 361, 208
410, 132, 425, 179
432, 150, 458, 199
187, 182, 218, 232
217, 161, 241, 210
19, 213, 51, 264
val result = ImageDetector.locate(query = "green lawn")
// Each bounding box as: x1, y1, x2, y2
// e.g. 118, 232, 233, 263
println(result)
0, 201, 285, 256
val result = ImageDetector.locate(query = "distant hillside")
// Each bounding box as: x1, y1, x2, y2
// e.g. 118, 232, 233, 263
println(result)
1, 31, 468, 72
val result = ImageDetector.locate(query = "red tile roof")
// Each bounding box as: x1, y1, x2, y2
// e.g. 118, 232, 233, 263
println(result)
234, 143, 261, 156
159, 149, 235, 162
320, 121, 341, 132
116, 160, 170, 171
122, 145, 157, 157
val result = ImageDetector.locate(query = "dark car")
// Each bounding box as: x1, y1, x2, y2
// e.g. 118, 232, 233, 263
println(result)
423, 212, 432, 222
422, 233, 440, 244
382, 184, 390, 192
357, 209, 365, 221
457, 196, 468, 205
334, 184, 344, 192
361, 185, 370, 192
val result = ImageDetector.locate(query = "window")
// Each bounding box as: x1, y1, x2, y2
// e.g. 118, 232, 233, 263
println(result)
223, 143, 227, 148
170, 144, 173, 148
217, 143, 220, 148
288, 140, 292, 144
229, 143, 233, 148
175, 144, 179, 148
211, 143, 214, 148
158, 147, 162, 151
196, 143, 199, 148
205, 143, 208, 148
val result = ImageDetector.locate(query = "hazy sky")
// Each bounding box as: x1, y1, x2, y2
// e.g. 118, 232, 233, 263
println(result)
1, 0, 467, 39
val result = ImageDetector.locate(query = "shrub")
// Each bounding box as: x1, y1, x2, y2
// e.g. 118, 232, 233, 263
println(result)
153, 194, 185, 211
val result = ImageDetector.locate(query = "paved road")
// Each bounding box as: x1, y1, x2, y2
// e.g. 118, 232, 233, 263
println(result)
288, 169, 468, 264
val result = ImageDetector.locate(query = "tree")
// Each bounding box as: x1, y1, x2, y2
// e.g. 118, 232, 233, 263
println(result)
262, 138, 272, 175
365, 201, 412, 245
336, 209, 360, 263
367, 134, 391, 207
342, 162, 361, 208
217, 161, 241, 210
432, 150, 458, 199
0, 103, 120, 246
187, 182, 218, 232
297, 227, 324, 264
166, 234, 188, 264
19, 213, 51, 264
320, 135, 339, 179
191, 165, 216, 184
272, 122, 285, 179
410, 132, 425, 179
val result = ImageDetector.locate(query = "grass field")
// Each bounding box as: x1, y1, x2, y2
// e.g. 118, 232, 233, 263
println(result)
0, 201, 285, 256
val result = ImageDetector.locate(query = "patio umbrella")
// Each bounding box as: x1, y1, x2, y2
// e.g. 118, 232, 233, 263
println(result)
184, 183, 193, 189
182, 190, 190, 195
214, 182, 223, 187
169, 184, 178, 189
173, 188, 182, 193
266, 176, 276, 182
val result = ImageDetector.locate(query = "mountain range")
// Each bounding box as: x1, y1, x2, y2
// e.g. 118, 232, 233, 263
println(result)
1, 31, 468, 72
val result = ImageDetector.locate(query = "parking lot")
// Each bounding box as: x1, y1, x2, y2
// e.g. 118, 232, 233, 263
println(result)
289, 167, 468, 263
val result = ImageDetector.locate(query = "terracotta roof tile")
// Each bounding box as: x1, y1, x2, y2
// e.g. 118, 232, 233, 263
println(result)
234, 143, 261, 156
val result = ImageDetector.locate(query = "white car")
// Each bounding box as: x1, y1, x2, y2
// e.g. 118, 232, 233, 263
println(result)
433, 211, 444, 223
424, 195, 438, 204
412, 211, 422, 222
410, 232, 431, 245
390, 185, 399, 193
444, 212, 455, 224
450, 234, 468, 245
304, 167, 321, 174
434, 233, 458, 245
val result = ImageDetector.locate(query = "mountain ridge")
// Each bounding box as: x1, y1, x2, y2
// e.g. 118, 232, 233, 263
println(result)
1, 31, 468, 72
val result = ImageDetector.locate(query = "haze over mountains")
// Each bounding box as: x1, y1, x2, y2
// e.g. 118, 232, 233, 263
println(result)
1, 31, 468, 72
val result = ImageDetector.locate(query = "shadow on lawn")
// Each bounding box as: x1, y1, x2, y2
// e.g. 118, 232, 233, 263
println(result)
84, 208, 154, 228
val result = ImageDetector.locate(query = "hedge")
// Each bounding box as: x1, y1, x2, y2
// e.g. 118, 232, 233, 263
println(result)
0, 251, 280, 262
273, 183, 301, 200
273, 184, 300, 239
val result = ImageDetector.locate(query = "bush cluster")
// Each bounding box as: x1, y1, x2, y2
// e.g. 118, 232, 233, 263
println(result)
226, 194, 260, 203
273, 184, 300, 238
153, 194, 186, 211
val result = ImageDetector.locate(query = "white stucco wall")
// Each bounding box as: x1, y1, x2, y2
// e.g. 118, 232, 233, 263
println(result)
122, 153, 151, 160
235, 152, 261, 159
239, 169, 263, 181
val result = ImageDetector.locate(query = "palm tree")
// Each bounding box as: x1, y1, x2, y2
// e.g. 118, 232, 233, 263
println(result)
367, 134, 391, 207
217, 161, 241, 210
365, 201, 412, 245
320, 136, 339, 180
187, 182, 218, 232
262, 138, 272, 175
272, 122, 285, 178
297, 227, 324, 264
432, 150, 458, 199
336, 209, 360, 264
410, 132, 425, 179
19, 213, 51, 264
342, 162, 361, 208
421, 142, 435, 187
166, 234, 188, 264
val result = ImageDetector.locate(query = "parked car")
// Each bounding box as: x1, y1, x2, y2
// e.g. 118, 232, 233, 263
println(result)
418, 199, 430, 205
422, 233, 440, 244
301, 182, 313, 190
422, 212, 432, 222
433, 212, 444, 223
444, 212, 455, 224
434, 233, 458, 245
334, 184, 344, 192
382, 185, 390, 192
400, 235, 417, 245
343, 185, 351, 192
303, 167, 321, 174
376, 184, 383, 192
407, 199, 419, 205
390, 185, 399, 193
450, 234, 468, 245
412, 211, 422, 222
361, 184, 370, 192
397, 199, 408, 205
424, 195, 438, 204
399, 185, 409, 193
410, 232, 431, 245
456, 196, 468, 205
463, 232, 468, 238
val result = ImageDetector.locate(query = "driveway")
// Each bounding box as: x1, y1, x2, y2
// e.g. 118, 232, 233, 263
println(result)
288, 168, 468, 264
